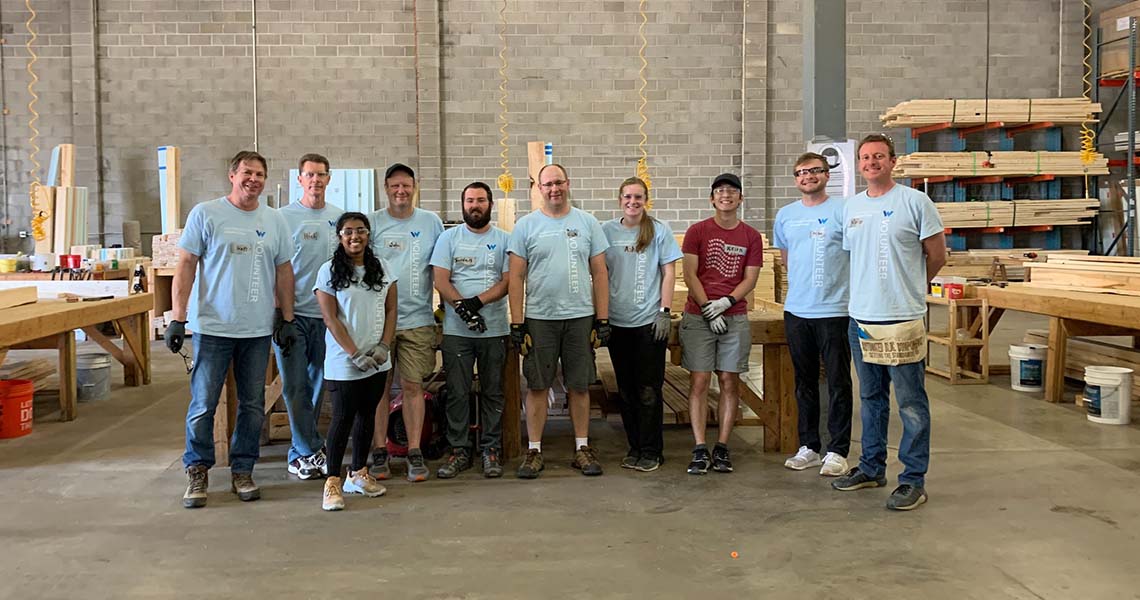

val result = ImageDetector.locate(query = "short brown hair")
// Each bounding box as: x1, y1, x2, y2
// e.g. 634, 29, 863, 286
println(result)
298, 153, 330, 173
794, 152, 829, 170
857, 134, 896, 158
229, 150, 267, 174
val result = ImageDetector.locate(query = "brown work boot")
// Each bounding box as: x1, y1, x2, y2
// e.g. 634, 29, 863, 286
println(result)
183, 465, 208, 509
230, 471, 261, 502
571, 445, 603, 476
516, 449, 544, 479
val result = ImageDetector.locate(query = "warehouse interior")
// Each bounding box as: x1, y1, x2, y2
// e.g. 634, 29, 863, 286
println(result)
2, 1, 1140, 597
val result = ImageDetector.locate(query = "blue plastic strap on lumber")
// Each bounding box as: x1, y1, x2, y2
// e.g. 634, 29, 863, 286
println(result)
158, 147, 173, 234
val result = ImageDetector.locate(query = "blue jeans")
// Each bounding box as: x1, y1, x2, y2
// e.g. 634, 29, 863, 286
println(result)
273, 315, 326, 462
848, 318, 931, 487
183, 333, 272, 474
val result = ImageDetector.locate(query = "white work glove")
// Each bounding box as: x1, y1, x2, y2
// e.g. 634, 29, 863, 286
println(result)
700, 296, 736, 320
366, 341, 390, 365
707, 315, 728, 335
651, 308, 671, 342
350, 350, 380, 372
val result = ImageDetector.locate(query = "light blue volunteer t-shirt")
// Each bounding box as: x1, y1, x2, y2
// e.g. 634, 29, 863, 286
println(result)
428, 225, 511, 338
314, 262, 396, 381
842, 184, 944, 322
278, 201, 344, 318
772, 197, 849, 319
507, 207, 610, 320
178, 197, 292, 338
367, 207, 444, 330
601, 217, 683, 328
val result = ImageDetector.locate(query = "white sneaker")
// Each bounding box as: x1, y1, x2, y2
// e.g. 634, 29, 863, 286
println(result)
819, 452, 848, 477
784, 446, 822, 471
344, 468, 387, 497
322, 477, 345, 511
311, 449, 328, 476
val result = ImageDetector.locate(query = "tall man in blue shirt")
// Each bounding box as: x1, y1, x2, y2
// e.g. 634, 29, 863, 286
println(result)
831, 134, 946, 511
508, 164, 610, 479
166, 151, 297, 508
774, 152, 852, 478
276, 153, 343, 480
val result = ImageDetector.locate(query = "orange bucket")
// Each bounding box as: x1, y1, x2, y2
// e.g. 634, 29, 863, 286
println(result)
0, 379, 34, 439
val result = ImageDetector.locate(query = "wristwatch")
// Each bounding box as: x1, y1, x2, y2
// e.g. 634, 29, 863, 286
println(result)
659, 307, 670, 315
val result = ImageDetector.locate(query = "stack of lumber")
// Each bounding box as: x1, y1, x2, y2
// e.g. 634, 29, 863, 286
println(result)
754, 248, 781, 304
941, 249, 1088, 281
893, 152, 1109, 178
774, 259, 788, 303
935, 199, 1098, 229
0, 287, 37, 310
880, 97, 1101, 128
151, 231, 182, 267
0, 359, 56, 392
1023, 330, 1140, 403
1025, 255, 1140, 296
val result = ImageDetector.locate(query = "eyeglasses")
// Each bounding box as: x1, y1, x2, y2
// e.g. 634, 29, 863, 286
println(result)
713, 187, 740, 196
793, 166, 829, 177
540, 180, 567, 189
339, 227, 370, 236
178, 348, 194, 374
620, 193, 646, 200
300, 171, 330, 179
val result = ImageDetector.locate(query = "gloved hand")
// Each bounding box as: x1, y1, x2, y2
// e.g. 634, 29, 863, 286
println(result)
651, 308, 671, 343
455, 296, 484, 316
165, 320, 187, 353
466, 312, 488, 334
700, 296, 736, 320
591, 318, 611, 348
351, 350, 380, 372
511, 323, 532, 356
707, 315, 728, 335
367, 341, 390, 365
273, 317, 298, 358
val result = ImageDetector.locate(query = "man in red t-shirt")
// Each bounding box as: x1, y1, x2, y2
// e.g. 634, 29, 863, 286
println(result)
680, 173, 764, 475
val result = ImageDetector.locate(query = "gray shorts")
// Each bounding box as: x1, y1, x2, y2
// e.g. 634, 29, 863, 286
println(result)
523, 316, 596, 392
679, 312, 751, 373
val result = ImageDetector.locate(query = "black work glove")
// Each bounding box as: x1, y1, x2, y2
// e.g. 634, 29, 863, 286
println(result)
466, 312, 488, 334
455, 296, 484, 316
165, 320, 186, 354
591, 318, 611, 348
510, 322, 532, 356
273, 318, 298, 358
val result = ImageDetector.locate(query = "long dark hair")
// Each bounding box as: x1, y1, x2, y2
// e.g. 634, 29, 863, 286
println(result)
329, 212, 387, 291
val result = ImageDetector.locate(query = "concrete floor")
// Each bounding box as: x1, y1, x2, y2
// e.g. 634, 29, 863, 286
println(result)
2, 311, 1140, 599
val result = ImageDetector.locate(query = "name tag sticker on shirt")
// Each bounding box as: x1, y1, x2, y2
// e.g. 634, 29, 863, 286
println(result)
231, 242, 251, 254
454, 256, 476, 266
566, 228, 579, 238
302, 231, 320, 241
723, 243, 746, 256
385, 240, 406, 252
810, 229, 825, 239
848, 217, 864, 228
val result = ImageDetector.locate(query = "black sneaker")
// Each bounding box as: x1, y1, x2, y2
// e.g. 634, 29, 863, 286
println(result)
711, 445, 733, 473
687, 447, 711, 475
370, 449, 391, 480
436, 449, 471, 479
621, 452, 640, 470
886, 484, 928, 511
831, 467, 887, 491
634, 455, 662, 472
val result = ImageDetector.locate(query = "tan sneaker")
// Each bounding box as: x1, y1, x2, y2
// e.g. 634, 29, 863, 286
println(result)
183, 465, 208, 509
323, 476, 345, 511
344, 468, 386, 497
230, 472, 260, 502
571, 445, 603, 476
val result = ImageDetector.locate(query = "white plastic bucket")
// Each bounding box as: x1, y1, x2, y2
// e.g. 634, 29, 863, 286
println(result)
77, 353, 112, 403
1008, 344, 1047, 392
1085, 366, 1133, 425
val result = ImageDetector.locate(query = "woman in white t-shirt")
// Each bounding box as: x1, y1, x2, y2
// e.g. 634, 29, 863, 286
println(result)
314, 212, 397, 511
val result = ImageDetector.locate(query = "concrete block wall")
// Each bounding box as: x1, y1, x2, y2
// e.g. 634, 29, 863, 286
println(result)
0, 0, 1116, 252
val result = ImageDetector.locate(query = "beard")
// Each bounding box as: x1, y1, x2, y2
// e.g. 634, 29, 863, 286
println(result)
463, 207, 492, 229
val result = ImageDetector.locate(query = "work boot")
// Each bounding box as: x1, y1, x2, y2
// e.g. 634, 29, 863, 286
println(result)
571, 445, 603, 476
516, 449, 544, 479
231, 472, 261, 502
183, 465, 208, 509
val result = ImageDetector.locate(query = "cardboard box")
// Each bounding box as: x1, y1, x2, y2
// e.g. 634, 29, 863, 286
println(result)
1100, 1, 1140, 76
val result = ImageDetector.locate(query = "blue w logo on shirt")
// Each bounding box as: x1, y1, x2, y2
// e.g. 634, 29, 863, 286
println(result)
328, 220, 335, 227
817, 218, 828, 225
256, 230, 266, 238
882, 210, 894, 217
410, 231, 421, 238
487, 244, 497, 250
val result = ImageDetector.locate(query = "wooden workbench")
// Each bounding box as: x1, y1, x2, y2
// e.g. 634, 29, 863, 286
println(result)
975, 284, 1140, 403
0, 293, 154, 421
0, 269, 131, 281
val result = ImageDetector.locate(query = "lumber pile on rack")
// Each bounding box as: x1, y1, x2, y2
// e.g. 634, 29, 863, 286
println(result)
1023, 330, 1140, 403
151, 231, 183, 267
0, 359, 57, 392
935, 199, 1098, 229
1025, 255, 1140, 296
941, 249, 1088, 281
880, 98, 1101, 128
893, 152, 1109, 178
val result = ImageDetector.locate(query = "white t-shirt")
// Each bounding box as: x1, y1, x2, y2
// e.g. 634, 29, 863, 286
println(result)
314, 261, 396, 381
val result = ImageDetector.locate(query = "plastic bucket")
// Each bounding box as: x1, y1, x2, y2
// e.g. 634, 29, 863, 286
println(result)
77, 353, 112, 403
1008, 344, 1047, 392
1085, 366, 1133, 425
0, 379, 35, 439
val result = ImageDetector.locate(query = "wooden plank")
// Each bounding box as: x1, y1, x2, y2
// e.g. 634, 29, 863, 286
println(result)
977, 285, 1140, 330
0, 294, 155, 347
881, 97, 1101, 127
57, 332, 77, 421
0, 287, 37, 311
57, 143, 75, 187
1045, 317, 1068, 403
501, 344, 521, 460
497, 195, 516, 232
158, 146, 182, 234
0, 280, 133, 298
893, 151, 1109, 178
527, 141, 546, 211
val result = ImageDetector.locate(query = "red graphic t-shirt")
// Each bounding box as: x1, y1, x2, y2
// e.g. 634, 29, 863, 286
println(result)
681, 217, 764, 316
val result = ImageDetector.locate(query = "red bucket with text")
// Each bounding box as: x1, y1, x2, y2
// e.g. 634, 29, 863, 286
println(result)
0, 379, 34, 439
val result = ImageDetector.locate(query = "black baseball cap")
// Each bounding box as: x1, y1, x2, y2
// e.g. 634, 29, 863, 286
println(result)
711, 173, 741, 191
385, 163, 415, 181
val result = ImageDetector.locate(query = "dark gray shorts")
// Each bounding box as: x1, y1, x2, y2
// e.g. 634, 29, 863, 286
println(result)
523, 316, 596, 392
679, 312, 751, 373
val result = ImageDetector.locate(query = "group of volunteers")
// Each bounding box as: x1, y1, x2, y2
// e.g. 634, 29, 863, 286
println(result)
165, 131, 944, 513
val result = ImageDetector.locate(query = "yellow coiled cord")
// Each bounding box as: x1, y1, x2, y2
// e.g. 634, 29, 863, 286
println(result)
25, 0, 48, 242
495, 0, 514, 195
636, 0, 652, 209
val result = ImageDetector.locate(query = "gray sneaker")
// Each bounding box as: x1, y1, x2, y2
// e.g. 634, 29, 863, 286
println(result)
436, 449, 471, 479
183, 465, 208, 509
621, 452, 639, 469
831, 467, 887, 492
482, 448, 504, 478
231, 471, 261, 501
370, 449, 390, 481
886, 484, 928, 511
634, 455, 662, 472
406, 449, 429, 483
